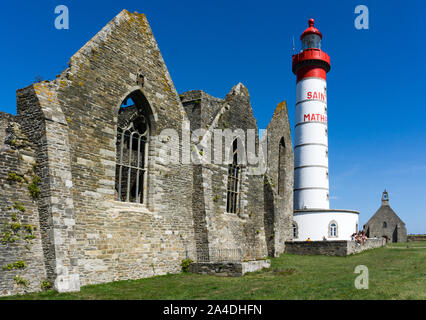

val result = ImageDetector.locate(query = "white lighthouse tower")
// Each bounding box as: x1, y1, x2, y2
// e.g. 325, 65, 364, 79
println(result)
292, 19, 359, 241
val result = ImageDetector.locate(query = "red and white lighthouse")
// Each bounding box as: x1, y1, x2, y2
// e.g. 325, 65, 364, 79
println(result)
292, 19, 359, 240
293, 18, 330, 210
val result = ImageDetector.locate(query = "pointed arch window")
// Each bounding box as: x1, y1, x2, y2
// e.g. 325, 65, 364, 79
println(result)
226, 139, 242, 214
115, 97, 149, 203
278, 137, 286, 196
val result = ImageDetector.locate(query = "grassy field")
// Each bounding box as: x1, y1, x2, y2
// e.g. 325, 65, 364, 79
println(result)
2, 242, 425, 300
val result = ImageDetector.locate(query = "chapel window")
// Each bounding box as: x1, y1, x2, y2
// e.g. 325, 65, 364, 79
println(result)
226, 139, 242, 214
115, 97, 149, 203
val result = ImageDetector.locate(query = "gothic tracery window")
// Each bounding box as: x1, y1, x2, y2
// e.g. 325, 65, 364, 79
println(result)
226, 139, 242, 214
115, 98, 149, 203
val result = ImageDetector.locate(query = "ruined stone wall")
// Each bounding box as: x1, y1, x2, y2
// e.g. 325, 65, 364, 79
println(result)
13, 10, 196, 290
17, 82, 80, 292
185, 84, 268, 261
264, 102, 294, 257
0, 112, 13, 144
215, 85, 267, 259
0, 8, 295, 296
181, 90, 223, 133
55, 10, 196, 286
0, 113, 47, 296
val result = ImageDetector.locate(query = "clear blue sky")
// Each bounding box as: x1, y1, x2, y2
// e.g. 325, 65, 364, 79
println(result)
0, 0, 425, 233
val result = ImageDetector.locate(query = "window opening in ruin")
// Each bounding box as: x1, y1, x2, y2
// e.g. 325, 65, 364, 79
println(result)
278, 137, 286, 195
115, 97, 149, 203
226, 139, 242, 214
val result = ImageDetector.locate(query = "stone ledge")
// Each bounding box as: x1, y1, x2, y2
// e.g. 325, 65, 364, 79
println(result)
408, 235, 426, 242
285, 239, 386, 256
189, 260, 271, 277
241, 260, 271, 274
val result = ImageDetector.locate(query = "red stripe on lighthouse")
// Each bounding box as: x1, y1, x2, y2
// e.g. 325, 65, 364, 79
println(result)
296, 66, 327, 82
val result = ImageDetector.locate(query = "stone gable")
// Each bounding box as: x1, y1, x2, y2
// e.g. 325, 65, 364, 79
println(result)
363, 193, 407, 243
0, 10, 294, 296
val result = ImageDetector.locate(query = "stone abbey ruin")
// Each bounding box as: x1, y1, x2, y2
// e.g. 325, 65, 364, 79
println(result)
0, 10, 294, 296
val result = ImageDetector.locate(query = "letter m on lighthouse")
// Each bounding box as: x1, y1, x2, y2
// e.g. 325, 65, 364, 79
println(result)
304, 114, 311, 122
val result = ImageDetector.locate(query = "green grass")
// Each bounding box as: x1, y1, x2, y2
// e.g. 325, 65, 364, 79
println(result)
387, 241, 426, 248
2, 243, 425, 300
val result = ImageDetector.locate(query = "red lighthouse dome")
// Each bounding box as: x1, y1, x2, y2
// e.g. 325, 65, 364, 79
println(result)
300, 18, 323, 40
292, 18, 331, 82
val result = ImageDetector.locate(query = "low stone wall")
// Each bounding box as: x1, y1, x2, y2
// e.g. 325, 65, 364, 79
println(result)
189, 260, 270, 277
241, 260, 271, 274
285, 240, 348, 256
347, 238, 386, 255
285, 239, 385, 256
408, 235, 426, 242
